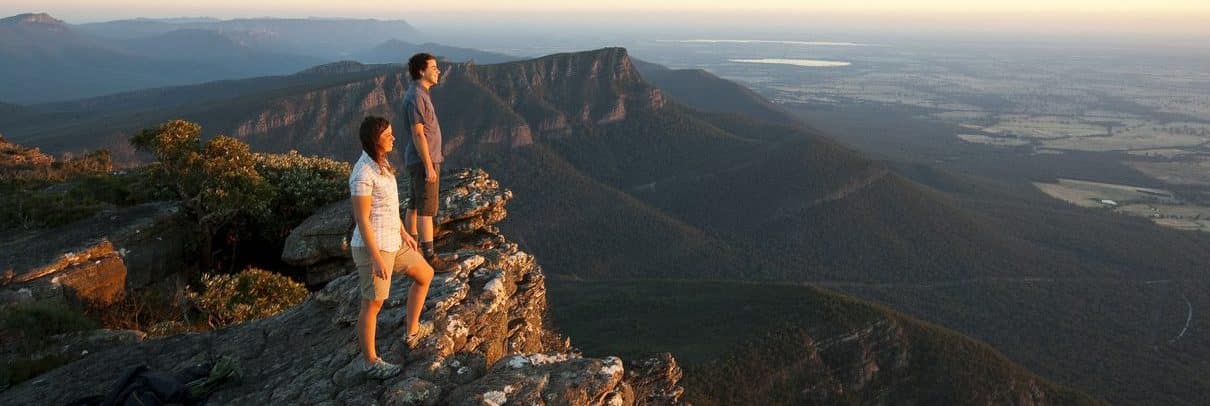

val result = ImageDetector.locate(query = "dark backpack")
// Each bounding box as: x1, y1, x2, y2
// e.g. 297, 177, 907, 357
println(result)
67, 363, 213, 406
108, 365, 191, 406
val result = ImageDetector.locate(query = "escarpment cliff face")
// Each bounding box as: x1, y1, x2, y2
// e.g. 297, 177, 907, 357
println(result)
216, 47, 665, 157
0, 168, 686, 405
453, 47, 664, 134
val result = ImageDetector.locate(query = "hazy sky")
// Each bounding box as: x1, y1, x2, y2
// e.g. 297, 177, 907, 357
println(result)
5, 0, 1209, 36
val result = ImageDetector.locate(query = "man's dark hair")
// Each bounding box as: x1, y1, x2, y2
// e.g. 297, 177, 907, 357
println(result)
359, 116, 392, 170
408, 53, 435, 81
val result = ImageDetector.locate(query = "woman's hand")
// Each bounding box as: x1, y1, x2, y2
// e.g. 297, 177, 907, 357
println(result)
425, 164, 437, 183
372, 257, 390, 279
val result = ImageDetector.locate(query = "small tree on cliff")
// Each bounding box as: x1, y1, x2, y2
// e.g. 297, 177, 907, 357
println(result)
130, 120, 272, 269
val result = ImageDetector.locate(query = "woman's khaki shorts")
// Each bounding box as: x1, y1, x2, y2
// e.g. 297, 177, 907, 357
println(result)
351, 246, 426, 301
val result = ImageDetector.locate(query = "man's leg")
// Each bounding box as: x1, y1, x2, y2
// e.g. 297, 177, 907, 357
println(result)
418, 164, 449, 270
419, 214, 434, 255
406, 164, 422, 241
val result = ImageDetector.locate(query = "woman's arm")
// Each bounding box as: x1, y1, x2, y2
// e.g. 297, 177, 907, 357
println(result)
352, 195, 389, 278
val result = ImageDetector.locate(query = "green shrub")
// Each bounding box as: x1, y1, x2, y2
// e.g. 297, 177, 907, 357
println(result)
0, 301, 98, 347
0, 150, 135, 233
187, 268, 309, 328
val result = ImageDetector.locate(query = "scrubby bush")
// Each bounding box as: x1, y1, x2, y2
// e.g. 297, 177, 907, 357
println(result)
186, 267, 309, 328
252, 150, 350, 240
0, 148, 111, 184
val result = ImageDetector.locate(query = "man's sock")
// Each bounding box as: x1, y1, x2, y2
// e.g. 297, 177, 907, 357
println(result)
421, 240, 435, 259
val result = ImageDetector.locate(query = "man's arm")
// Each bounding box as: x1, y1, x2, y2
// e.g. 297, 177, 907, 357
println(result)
411, 122, 437, 182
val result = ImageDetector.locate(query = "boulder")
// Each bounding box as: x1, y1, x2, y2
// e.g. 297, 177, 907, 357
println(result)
625, 353, 686, 406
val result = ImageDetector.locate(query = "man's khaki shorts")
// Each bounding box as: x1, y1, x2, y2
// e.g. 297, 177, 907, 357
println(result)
407, 163, 440, 217
351, 245, 426, 301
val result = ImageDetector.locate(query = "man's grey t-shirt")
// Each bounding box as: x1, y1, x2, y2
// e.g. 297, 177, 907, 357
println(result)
402, 83, 443, 166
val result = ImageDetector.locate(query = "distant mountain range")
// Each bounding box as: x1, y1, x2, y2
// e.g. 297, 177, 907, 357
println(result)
116, 28, 327, 77
0, 13, 514, 103
74, 16, 419, 58
0, 13, 234, 104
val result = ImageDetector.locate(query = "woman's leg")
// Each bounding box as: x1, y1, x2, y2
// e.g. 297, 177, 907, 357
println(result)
357, 299, 384, 362
402, 261, 434, 334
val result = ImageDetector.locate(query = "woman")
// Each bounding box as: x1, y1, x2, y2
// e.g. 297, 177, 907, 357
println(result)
349, 116, 434, 379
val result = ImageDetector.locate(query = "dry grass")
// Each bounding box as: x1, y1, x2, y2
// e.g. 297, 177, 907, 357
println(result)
85, 288, 203, 337
957, 134, 1032, 147
1035, 179, 1210, 233
1129, 159, 1210, 186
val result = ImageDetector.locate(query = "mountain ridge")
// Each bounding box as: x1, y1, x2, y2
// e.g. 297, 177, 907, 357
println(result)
354, 39, 517, 65
0, 12, 66, 27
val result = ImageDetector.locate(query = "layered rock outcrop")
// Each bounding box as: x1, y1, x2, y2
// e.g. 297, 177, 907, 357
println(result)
0, 168, 685, 405
0, 202, 190, 307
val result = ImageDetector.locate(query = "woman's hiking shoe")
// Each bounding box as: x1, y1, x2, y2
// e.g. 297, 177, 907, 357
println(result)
405, 321, 434, 349
364, 358, 402, 380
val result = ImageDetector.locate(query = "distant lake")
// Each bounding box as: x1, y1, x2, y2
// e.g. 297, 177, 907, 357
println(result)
658, 39, 874, 47
730, 58, 852, 68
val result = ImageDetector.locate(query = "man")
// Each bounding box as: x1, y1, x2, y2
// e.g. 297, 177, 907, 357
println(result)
401, 52, 452, 271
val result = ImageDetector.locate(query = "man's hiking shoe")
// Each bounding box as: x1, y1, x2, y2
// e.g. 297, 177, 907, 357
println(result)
364, 358, 402, 380
426, 255, 456, 273
405, 321, 435, 349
